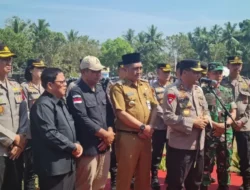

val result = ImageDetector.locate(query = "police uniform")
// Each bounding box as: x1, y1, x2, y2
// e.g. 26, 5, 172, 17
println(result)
201, 62, 237, 190
0, 44, 28, 189
221, 56, 250, 190
110, 53, 158, 190
163, 59, 210, 190
21, 59, 46, 190
150, 63, 172, 190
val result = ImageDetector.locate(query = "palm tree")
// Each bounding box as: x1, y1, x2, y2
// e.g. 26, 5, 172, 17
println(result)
66, 29, 79, 42
221, 22, 240, 55
123, 29, 135, 45
32, 19, 50, 37
5, 16, 29, 33
145, 25, 165, 48
209, 24, 222, 44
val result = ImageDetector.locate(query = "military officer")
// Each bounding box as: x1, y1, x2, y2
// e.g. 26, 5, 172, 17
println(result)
163, 59, 210, 190
0, 43, 28, 189
21, 59, 46, 190
221, 56, 250, 190
201, 62, 237, 190
110, 53, 158, 190
150, 63, 172, 190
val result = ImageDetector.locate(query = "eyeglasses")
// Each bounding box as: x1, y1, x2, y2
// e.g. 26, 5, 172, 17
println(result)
0, 57, 12, 63
54, 80, 66, 85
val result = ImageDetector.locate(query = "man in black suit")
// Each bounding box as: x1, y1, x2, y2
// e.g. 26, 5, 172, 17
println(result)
30, 68, 83, 190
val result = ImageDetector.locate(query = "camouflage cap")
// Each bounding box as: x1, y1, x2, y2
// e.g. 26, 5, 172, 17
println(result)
208, 62, 224, 71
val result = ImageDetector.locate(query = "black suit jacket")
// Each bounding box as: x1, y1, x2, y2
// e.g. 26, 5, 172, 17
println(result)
30, 91, 77, 176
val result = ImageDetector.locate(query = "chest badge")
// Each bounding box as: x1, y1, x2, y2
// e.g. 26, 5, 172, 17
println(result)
0, 106, 4, 115
128, 100, 136, 107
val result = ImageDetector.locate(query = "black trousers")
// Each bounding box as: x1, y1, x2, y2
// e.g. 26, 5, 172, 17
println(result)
110, 139, 117, 183
235, 131, 250, 178
38, 171, 76, 190
151, 130, 167, 178
0, 155, 24, 190
167, 146, 204, 190
23, 143, 36, 190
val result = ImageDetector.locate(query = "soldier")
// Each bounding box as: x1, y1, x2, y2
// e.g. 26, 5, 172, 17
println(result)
221, 56, 250, 190
110, 53, 158, 190
150, 63, 172, 190
163, 59, 210, 190
201, 62, 237, 190
21, 59, 46, 190
0, 43, 28, 189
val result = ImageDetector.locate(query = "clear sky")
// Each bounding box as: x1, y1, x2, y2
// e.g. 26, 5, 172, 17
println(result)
0, 0, 249, 41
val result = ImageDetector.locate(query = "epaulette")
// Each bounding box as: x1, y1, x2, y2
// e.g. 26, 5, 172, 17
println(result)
115, 79, 125, 85
139, 78, 149, 83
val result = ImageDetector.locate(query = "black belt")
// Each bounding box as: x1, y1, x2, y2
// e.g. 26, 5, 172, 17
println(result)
117, 129, 138, 135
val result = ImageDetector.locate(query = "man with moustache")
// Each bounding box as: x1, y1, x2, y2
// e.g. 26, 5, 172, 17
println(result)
30, 68, 82, 190
221, 56, 250, 190
67, 56, 115, 190
110, 53, 158, 190
163, 59, 210, 190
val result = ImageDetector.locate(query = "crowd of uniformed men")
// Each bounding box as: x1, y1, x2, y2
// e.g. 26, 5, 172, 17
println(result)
0, 41, 250, 190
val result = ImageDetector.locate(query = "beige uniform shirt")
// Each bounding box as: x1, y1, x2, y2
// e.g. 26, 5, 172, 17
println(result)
163, 80, 210, 150
221, 75, 250, 131
0, 79, 24, 156
150, 80, 172, 130
110, 79, 158, 132
21, 82, 44, 110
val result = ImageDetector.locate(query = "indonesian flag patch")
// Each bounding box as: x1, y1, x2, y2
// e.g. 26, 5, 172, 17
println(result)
167, 94, 176, 104
73, 95, 83, 104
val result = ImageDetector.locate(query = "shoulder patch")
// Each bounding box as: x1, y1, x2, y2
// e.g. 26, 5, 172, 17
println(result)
167, 93, 176, 104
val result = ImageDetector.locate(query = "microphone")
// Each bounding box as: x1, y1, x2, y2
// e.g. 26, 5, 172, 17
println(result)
200, 78, 218, 87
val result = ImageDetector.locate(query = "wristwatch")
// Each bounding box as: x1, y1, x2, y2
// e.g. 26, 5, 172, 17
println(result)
139, 124, 146, 132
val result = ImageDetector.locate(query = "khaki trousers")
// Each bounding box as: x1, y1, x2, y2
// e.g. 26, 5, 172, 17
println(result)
75, 150, 110, 190
116, 132, 152, 190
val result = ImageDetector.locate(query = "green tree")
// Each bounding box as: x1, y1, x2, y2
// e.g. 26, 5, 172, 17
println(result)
123, 29, 135, 46
0, 28, 34, 70
66, 29, 79, 42
5, 16, 31, 34
100, 38, 134, 74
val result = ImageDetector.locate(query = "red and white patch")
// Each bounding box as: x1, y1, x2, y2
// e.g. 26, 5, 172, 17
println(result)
73, 95, 83, 104
167, 94, 176, 104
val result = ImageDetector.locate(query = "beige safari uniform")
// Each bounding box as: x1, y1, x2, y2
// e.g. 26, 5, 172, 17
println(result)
21, 82, 44, 110
150, 80, 172, 130
110, 79, 158, 190
163, 80, 210, 150
0, 79, 25, 156
222, 75, 250, 131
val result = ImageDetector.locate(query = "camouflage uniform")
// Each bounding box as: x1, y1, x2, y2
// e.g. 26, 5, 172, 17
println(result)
202, 85, 235, 187
201, 62, 237, 190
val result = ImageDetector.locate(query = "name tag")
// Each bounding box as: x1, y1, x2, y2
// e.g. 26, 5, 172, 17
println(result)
146, 100, 151, 110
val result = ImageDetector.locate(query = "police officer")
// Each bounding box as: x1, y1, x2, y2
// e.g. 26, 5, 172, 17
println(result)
150, 63, 172, 190
110, 53, 158, 190
0, 43, 28, 189
201, 62, 237, 190
221, 56, 250, 190
21, 59, 46, 190
163, 59, 210, 190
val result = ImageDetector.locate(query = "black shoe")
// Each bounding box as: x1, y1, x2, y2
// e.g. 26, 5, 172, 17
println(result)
239, 184, 244, 190
217, 185, 229, 190
151, 177, 160, 190
130, 181, 134, 190
164, 176, 168, 184
200, 185, 208, 190
111, 181, 116, 190
210, 177, 216, 183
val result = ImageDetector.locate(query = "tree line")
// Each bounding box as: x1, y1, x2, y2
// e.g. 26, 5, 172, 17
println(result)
0, 16, 249, 77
